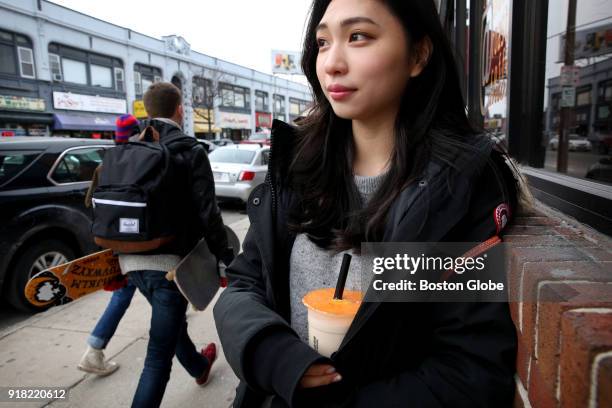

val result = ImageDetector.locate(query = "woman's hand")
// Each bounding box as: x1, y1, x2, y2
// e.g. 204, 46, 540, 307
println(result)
299, 364, 342, 388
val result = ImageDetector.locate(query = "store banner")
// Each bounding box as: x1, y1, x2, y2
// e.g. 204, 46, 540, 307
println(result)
256, 112, 272, 128
0, 95, 46, 111
53, 92, 126, 114
559, 23, 612, 62
133, 100, 148, 118
218, 111, 251, 129
271, 50, 302, 75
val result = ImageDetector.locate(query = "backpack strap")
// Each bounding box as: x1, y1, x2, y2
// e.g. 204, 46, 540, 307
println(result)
137, 126, 161, 142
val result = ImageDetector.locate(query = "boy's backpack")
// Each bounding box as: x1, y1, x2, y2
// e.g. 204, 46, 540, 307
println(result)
91, 126, 195, 253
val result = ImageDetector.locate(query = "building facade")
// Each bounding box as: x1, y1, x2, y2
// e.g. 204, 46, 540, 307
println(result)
0, 0, 312, 141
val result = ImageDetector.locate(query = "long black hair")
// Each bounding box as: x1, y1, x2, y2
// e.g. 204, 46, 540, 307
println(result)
288, 0, 486, 251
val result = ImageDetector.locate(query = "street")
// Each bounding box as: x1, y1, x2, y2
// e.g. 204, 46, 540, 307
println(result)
0, 206, 248, 408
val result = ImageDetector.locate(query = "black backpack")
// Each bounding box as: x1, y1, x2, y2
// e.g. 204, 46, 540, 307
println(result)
91, 126, 195, 253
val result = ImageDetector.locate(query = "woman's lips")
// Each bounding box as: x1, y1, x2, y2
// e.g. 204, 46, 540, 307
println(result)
327, 85, 357, 101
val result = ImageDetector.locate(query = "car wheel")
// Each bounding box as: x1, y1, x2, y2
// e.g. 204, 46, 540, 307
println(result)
5, 240, 76, 312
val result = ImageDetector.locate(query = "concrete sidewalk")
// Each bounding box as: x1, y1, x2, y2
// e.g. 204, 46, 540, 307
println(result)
0, 217, 251, 408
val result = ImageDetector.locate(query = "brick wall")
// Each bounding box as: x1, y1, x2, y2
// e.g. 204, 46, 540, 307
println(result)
506, 205, 612, 408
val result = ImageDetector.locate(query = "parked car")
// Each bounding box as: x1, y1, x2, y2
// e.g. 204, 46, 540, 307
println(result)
548, 134, 592, 151
588, 131, 612, 154
208, 144, 269, 203
585, 157, 612, 184
0, 137, 114, 311
197, 139, 217, 153
211, 138, 235, 147
240, 132, 271, 146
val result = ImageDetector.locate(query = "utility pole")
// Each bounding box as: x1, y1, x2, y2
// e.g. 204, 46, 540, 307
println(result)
557, 0, 577, 173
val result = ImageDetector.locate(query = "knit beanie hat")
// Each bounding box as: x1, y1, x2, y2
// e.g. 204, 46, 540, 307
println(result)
115, 114, 140, 143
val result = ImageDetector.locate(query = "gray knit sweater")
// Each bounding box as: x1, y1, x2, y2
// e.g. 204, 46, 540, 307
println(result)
289, 172, 386, 342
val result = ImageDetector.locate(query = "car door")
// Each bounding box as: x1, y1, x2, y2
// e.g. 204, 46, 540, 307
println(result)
47, 145, 110, 215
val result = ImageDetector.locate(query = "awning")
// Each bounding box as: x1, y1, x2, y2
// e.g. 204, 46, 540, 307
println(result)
194, 123, 221, 133
53, 113, 118, 131
0, 111, 54, 124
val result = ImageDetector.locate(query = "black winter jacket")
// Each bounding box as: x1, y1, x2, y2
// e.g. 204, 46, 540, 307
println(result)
141, 119, 230, 261
214, 120, 518, 407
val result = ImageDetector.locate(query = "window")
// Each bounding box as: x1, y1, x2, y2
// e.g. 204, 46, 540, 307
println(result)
538, 0, 612, 189
51, 148, 106, 184
114, 67, 124, 92
193, 77, 213, 107
17, 47, 34, 78
208, 148, 255, 164
134, 63, 162, 97
599, 80, 612, 102
0, 151, 41, 187
0, 43, 16, 75
576, 86, 591, 107
142, 77, 153, 93
289, 98, 310, 115
134, 71, 142, 95
290, 100, 300, 115
90, 64, 112, 88
62, 58, 87, 85
49, 53, 62, 81
261, 150, 270, 166
48, 43, 123, 89
222, 88, 233, 106
273, 94, 285, 113
0, 29, 34, 78
219, 84, 251, 110
255, 90, 269, 112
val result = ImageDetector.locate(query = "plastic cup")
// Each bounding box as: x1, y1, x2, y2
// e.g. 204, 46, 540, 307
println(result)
302, 288, 362, 357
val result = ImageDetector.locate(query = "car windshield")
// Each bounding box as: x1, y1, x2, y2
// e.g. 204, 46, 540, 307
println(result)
0, 150, 42, 186
208, 148, 255, 164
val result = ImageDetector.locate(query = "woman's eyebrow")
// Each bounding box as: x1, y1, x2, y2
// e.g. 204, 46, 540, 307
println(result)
316, 16, 380, 32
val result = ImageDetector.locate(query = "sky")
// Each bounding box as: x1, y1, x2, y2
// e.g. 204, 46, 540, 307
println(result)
51, 0, 612, 114
52, 0, 313, 76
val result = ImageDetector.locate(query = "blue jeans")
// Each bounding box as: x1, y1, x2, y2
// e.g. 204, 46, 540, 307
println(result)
88, 283, 136, 349
127, 270, 208, 408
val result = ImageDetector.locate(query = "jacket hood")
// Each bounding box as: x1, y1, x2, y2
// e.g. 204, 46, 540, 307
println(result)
140, 118, 196, 149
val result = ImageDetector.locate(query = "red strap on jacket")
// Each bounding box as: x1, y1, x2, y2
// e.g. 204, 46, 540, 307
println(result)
438, 235, 502, 282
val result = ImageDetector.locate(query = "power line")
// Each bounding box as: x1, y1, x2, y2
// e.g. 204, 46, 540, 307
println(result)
547, 15, 612, 40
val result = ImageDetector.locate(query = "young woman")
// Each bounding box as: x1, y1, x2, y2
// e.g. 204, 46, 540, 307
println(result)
214, 0, 526, 406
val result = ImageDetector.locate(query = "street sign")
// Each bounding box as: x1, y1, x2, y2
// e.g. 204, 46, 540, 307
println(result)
560, 66, 580, 87
561, 86, 576, 108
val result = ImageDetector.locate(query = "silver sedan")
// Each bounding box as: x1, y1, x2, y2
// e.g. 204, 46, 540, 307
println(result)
209, 144, 270, 203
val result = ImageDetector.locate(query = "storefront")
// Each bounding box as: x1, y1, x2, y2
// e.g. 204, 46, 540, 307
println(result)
193, 107, 220, 140
441, 0, 612, 234
218, 111, 251, 142
51, 91, 126, 138
0, 95, 53, 136
255, 111, 272, 131
52, 112, 116, 139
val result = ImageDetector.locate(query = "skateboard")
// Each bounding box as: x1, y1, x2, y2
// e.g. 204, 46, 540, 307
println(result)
24, 249, 121, 308
167, 226, 240, 311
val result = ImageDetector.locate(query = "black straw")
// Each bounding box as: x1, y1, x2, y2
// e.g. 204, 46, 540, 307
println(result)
334, 254, 352, 300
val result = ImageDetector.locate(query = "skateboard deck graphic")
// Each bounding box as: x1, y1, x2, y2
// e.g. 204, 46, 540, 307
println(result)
170, 226, 240, 311
24, 249, 120, 308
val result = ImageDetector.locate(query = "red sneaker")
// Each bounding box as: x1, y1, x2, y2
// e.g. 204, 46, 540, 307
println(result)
196, 343, 217, 386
